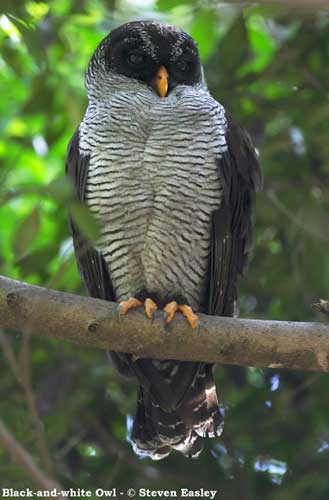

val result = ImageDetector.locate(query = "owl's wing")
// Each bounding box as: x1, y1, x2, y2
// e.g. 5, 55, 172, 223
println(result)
208, 113, 262, 317
66, 128, 115, 301
66, 129, 136, 376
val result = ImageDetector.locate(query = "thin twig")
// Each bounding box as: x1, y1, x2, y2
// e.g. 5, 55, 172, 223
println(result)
0, 418, 61, 495
266, 189, 329, 242
0, 330, 55, 476
224, 0, 329, 9
18, 334, 55, 476
0, 329, 20, 379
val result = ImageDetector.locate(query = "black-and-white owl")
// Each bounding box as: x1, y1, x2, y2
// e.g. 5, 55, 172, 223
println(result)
66, 20, 261, 460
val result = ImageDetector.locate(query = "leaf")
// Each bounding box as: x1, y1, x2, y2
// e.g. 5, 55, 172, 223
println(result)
70, 202, 100, 242
1, 0, 26, 17
46, 253, 77, 290
239, 14, 277, 76
12, 207, 41, 258
216, 15, 249, 75
47, 176, 74, 202
1, 44, 25, 77
7, 14, 46, 66
205, 15, 249, 90
156, 0, 194, 11
15, 244, 59, 278
190, 7, 221, 60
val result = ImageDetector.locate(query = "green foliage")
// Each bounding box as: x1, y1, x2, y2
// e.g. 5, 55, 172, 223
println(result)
0, 1, 328, 498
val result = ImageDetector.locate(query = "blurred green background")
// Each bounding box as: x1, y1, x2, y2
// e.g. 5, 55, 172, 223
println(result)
0, 0, 329, 498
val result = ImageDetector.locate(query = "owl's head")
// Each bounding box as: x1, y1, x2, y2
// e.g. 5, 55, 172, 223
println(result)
87, 21, 203, 97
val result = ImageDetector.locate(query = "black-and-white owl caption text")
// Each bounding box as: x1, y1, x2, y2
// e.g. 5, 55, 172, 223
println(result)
2, 487, 219, 499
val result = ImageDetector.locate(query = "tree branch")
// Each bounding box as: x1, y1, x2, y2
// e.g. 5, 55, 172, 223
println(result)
1, 275, 329, 373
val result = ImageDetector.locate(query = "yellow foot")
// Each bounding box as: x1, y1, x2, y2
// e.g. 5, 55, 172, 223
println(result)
118, 297, 143, 316
118, 297, 158, 320
163, 302, 199, 329
163, 301, 179, 323
179, 304, 199, 329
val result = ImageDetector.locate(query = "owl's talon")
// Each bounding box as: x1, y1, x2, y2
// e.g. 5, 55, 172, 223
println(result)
118, 298, 198, 328
145, 298, 158, 321
162, 301, 199, 329
178, 304, 199, 329
163, 301, 178, 323
118, 297, 143, 316
178, 304, 199, 328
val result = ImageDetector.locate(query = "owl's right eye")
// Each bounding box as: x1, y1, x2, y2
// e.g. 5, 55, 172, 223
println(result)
127, 52, 145, 66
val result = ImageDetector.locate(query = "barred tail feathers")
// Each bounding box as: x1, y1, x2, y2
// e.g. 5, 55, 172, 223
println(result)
130, 362, 223, 460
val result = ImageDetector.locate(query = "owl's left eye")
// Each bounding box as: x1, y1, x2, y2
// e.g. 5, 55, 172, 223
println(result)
127, 52, 145, 66
176, 59, 191, 72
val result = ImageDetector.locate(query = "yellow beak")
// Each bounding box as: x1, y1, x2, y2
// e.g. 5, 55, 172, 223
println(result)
152, 66, 169, 97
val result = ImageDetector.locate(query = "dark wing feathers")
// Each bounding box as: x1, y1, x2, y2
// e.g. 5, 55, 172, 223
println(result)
66, 129, 136, 377
66, 128, 116, 302
66, 128, 89, 203
208, 113, 262, 317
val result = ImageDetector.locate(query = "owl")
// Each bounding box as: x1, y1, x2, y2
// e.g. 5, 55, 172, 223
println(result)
66, 20, 261, 460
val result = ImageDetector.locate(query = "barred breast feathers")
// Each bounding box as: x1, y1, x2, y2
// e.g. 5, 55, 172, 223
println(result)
80, 74, 227, 309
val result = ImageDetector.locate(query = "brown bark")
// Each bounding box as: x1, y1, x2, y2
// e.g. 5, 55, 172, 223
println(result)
1, 275, 329, 373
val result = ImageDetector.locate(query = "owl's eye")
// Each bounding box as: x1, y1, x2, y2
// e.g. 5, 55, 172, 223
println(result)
176, 59, 191, 72
127, 52, 145, 66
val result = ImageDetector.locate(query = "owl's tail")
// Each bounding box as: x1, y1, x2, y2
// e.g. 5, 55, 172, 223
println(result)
129, 361, 223, 460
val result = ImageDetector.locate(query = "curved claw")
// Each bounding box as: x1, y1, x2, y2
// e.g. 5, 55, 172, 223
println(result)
145, 298, 158, 321
163, 301, 178, 324
178, 305, 199, 329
